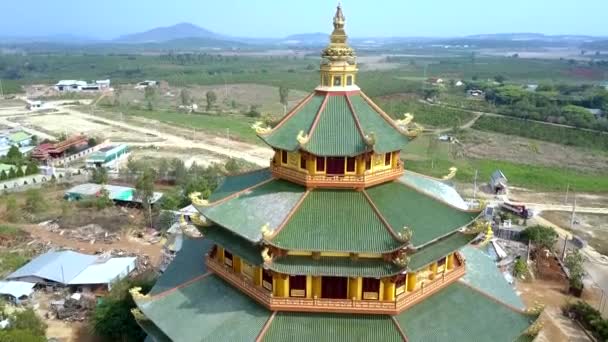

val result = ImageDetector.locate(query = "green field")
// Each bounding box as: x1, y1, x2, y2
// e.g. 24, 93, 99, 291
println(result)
378, 99, 476, 128
473, 115, 608, 150
122, 109, 260, 144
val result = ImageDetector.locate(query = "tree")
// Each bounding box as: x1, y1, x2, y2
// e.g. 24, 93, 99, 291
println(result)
0, 170, 7, 181
87, 137, 98, 147
171, 158, 188, 186
180, 89, 191, 106
91, 275, 156, 342
224, 158, 240, 174
246, 105, 261, 118
8, 167, 16, 179
24, 162, 39, 176
565, 250, 585, 290
158, 211, 175, 233
513, 259, 528, 278
521, 225, 558, 249
144, 86, 156, 102
136, 168, 156, 228
205, 91, 217, 111
279, 86, 289, 114
15, 167, 24, 178
494, 75, 507, 84
90, 167, 108, 184
5, 145, 23, 164
95, 187, 113, 210
9, 308, 47, 337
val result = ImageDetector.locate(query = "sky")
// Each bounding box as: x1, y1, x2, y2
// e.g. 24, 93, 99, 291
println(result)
2, 0, 607, 39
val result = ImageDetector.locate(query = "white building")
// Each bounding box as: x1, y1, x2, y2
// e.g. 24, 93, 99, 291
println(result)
55, 79, 111, 92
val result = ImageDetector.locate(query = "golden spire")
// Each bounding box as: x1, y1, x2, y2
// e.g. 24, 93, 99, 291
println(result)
322, 3, 355, 64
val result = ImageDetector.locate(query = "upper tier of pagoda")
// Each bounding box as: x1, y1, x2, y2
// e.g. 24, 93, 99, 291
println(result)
255, 4, 417, 158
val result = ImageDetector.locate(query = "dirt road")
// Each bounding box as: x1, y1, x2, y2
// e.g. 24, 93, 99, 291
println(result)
56, 104, 273, 166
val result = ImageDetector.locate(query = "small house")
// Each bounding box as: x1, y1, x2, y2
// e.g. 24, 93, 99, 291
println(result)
55, 80, 87, 92
467, 89, 485, 97
490, 170, 508, 194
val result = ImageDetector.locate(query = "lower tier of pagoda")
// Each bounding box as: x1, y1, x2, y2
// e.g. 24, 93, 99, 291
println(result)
205, 246, 465, 315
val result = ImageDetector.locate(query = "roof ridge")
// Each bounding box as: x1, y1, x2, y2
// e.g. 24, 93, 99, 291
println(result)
266, 92, 315, 134
255, 311, 277, 342
359, 91, 409, 134
266, 189, 311, 240
345, 94, 368, 144
144, 272, 213, 301
394, 178, 482, 214
391, 316, 409, 342
457, 280, 528, 315
305, 92, 330, 141
206, 177, 276, 207
361, 189, 404, 242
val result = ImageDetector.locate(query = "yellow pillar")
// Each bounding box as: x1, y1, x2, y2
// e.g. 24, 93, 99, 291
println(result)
233, 256, 242, 273
446, 253, 454, 270
273, 274, 290, 297
307, 155, 316, 175
216, 246, 225, 263
254, 267, 262, 286
281, 275, 290, 297
379, 280, 385, 301
356, 156, 366, 175
407, 272, 417, 292
383, 279, 396, 301
429, 262, 438, 280
348, 277, 362, 300
312, 276, 322, 298
391, 151, 400, 167
306, 276, 312, 299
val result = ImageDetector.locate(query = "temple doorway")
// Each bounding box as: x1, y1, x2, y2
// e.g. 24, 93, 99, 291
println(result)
321, 276, 348, 299
290, 275, 307, 297
326, 157, 345, 175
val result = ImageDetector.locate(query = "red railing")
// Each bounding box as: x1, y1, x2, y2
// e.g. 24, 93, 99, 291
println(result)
270, 162, 404, 188
206, 254, 465, 315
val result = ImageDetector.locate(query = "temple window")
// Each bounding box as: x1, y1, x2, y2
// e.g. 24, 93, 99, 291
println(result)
327, 157, 346, 175
300, 155, 307, 169
346, 157, 356, 172
262, 270, 273, 291
395, 274, 407, 296
384, 152, 391, 166
333, 76, 342, 86
224, 250, 233, 267
323, 75, 330, 86
365, 157, 372, 171
322, 276, 348, 299
281, 150, 288, 164
290, 275, 307, 297
362, 278, 380, 300
316, 156, 325, 172
346, 75, 353, 85
438, 256, 446, 266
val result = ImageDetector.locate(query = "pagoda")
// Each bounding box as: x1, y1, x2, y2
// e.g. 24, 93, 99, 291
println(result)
131, 5, 540, 341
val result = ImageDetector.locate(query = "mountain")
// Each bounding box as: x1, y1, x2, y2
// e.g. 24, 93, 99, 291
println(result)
115, 23, 224, 43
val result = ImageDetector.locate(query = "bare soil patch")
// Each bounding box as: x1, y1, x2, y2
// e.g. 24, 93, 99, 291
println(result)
542, 211, 608, 255
459, 129, 608, 173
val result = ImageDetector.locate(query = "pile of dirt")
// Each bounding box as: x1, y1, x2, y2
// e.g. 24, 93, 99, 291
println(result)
57, 207, 137, 233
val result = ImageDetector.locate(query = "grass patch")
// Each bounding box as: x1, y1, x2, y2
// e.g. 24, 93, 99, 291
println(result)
473, 115, 608, 150
0, 251, 30, 277
0, 225, 22, 236
377, 99, 476, 128
124, 109, 260, 144
406, 157, 608, 193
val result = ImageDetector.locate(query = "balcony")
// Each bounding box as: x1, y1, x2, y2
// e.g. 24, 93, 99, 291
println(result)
206, 253, 465, 315
270, 162, 404, 189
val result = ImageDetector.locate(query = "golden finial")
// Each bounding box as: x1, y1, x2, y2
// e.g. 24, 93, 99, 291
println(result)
189, 192, 209, 206
261, 247, 272, 263
442, 167, 458, 180
252, 121, 271, 135
261, 223, 273, 239
322, 2, 355, 63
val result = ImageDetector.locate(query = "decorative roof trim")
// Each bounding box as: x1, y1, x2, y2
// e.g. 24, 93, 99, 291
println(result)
391, 316, 409, 342
262, 92, 315, 136
345, 94, 369, 146
315, 89, 361, 96
458, 280, 528, 315
266, 190, 311, 240
305, 92, 330, 143
204, 177, 276, 207
359, 91, 410, 135
361, 189, 406, 243
394, 177, 482, 214
255, 311, 277, 342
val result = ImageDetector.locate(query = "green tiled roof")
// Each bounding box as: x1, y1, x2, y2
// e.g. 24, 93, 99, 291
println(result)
365, 181, 481, 247
271, 189, 402, 253
400, 171, 470, 210
208, 168, 272, 202
268, 255, 404, 277
395, 283, 532, 342
136, 275, 271, 342
350, 94, 410, 153
200, 179, 306, 242
304, 95, 367, 157
259, 92, 409, 157
408, 233, 475, 271
137, 317, 172, 342
149, 237, 212, 296
201, 226, 263, 265
460, 245, 526, 310
262, 312, 403, 342
261, 94, 325, 151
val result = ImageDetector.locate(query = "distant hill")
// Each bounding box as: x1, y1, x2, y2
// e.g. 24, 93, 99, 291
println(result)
282, 33, 329, 45
116, 23, 224, 43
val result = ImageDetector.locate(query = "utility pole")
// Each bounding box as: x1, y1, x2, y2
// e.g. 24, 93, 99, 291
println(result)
564, 183, 570, 205
473, 169, 478, 200
562, 192, 576, 261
